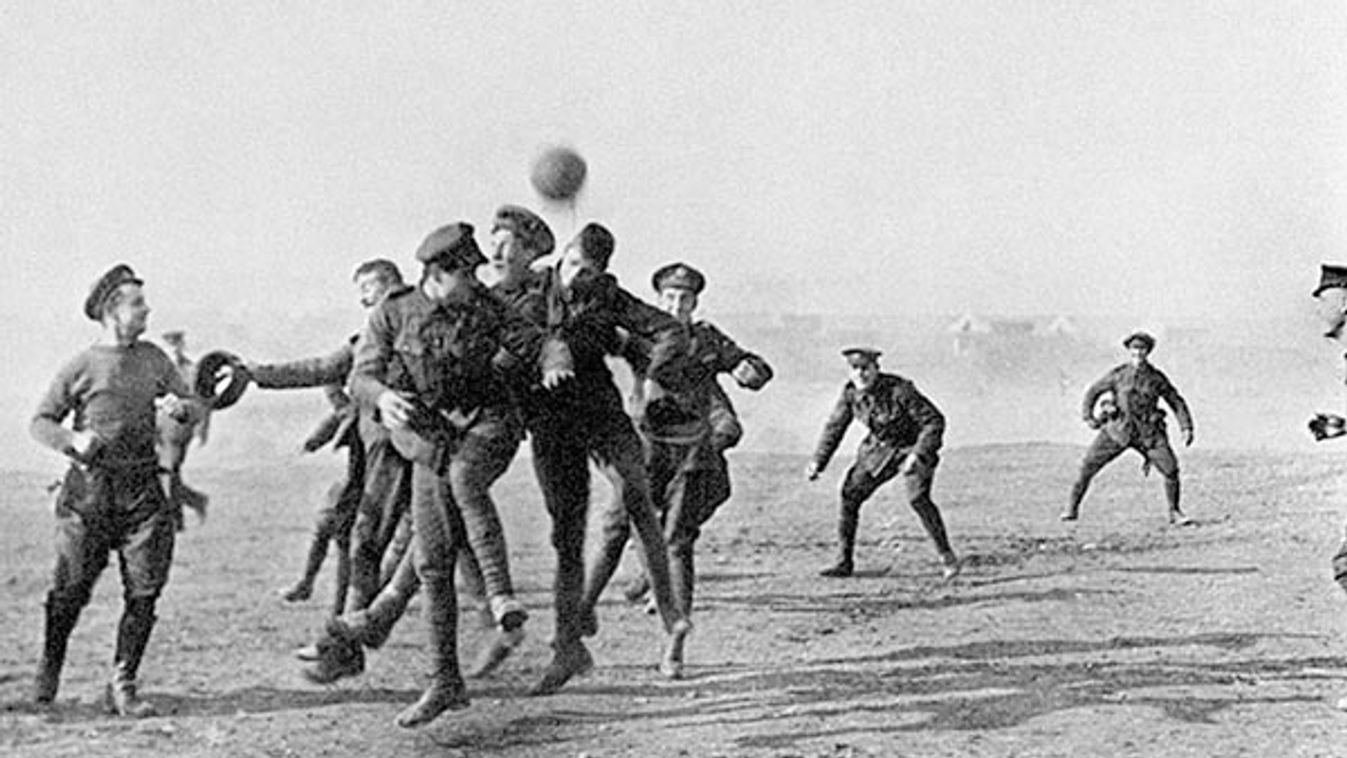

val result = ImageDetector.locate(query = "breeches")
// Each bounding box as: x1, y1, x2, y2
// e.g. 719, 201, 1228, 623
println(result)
50, 465, 175, 607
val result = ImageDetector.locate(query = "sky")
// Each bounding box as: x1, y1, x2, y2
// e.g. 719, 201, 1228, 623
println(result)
2, 3, 1346, 401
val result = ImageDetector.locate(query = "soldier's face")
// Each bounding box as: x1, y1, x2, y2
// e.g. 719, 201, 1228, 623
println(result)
1127, 345, 1150, 366
558, 242, 598, 288
1315, 288, 1347, 338
489, 229, 536, 280
658, 287, 698, 323
107, 284, 150, 339
848, 360, 879, 390
355, 272, 393, 309
422, 265, 471, 302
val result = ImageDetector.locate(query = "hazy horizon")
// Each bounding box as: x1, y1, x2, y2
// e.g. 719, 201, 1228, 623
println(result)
4, 3, 1347, 471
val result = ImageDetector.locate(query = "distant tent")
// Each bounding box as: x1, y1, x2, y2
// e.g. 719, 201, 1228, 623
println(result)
947, 314, 993, 335
1036, 315, 1079, 338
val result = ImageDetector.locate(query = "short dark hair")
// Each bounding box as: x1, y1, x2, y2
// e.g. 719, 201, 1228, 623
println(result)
352, 259, 404, 286
574, 223, 615, 271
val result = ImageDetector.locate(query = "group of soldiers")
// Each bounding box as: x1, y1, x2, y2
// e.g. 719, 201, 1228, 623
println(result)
27, 205, 781, 728
35, 195, 1346, 727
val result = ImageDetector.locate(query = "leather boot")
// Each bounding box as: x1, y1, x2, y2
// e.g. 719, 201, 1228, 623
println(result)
395, 576, 468, 728
1165, 478, 1194, 525
105, 599, 157, 718
820, 502, 858, 577
33, 597, 82, 704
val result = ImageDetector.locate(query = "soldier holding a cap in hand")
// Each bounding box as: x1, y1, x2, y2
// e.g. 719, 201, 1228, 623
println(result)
29, 264, 205, 717
807, 348, 959, 580
1060, 331, 1195, 525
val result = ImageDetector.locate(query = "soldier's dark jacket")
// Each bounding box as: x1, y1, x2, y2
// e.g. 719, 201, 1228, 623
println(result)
628, 321, 766, 450
536, 269, 688, 416
350, 281, 544, 435
1081, 362, 1192, 446
812, 372, 945, 475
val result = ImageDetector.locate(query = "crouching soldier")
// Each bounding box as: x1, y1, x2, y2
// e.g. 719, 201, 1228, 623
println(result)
807, 348, 959, 580
30, 264, 205, 717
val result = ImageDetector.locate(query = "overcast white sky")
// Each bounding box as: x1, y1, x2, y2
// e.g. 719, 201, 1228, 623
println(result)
3, 1, 1346, 337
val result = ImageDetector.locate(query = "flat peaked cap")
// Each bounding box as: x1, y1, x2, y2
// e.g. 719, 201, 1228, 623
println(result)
1122, 331, 1156, 351
651, 262, 705, 294
841, 347, 882, 365
84, 264, 143, 321
1314, 264, 1347, 297
492, 205, 554, 256
195, 350, 250, 411
415, 222, 486, 270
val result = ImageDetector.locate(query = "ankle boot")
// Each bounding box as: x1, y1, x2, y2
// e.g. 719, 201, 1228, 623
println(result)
107, 599, 157, 717
106, 662, 156, 718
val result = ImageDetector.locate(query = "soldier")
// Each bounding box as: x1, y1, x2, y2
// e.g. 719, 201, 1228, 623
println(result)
244, 259, 406, 616
309, 206, 555, 682
587, 262, 772, 678
1060, 332, 1195, 525
1309, 264, 1347, 711
526, 222, 692, 694
30, 264, 205, 717
348, 222, 543, 727
807, 348, 960, 580
157, 329, 210, 530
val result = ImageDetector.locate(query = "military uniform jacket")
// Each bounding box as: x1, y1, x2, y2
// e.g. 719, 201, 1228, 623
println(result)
536, 270, 688, 417
351, 282, 544, 432
249, 333, 367, 449
812, 372, 945, 475
1081, 362, 1192, 446
634, 320, 765, 450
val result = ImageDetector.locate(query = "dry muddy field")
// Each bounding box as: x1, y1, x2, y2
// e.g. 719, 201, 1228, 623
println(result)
4, 443, 1347, 757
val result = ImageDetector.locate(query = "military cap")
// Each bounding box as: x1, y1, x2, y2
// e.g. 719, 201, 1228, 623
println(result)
415, 222, 486, 271
651, 262, 706, 294
1314, 264, 1347, 297
1122, 331, 1156, 351
195, 350, 250, 410
83, 263, 143, 321
841, 347, 882, 366
492, 205, 555, 256
162, 330, 186, 345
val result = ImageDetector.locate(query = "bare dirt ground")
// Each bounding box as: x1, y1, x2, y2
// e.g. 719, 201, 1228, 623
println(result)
4, 443, 1347, 757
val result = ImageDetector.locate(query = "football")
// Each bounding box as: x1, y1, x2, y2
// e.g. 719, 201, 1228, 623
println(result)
530, 145, 587, 201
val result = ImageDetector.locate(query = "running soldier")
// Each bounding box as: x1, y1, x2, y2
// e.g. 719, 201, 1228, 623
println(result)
244, 260, 406, 615
30, 264, 205, 717
807, 348, 960, 580
527, 223, 692, 694
1060, 332, 1195, 525
590, 261, 772, 677
348, 222, 543, 727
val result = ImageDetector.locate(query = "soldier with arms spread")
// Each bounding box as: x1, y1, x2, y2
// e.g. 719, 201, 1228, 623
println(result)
808, 348, 959, 580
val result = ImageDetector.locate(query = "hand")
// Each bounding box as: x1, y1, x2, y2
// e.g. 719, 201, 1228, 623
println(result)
542, 367, 575, 390
1309, 413, 1347, 441
898, 454, 917, 476
1084, 417, 1101, 430
377, 390, 415, 429
1182, 428, 1195, 447
804, 461, 822, 481
69, 430, 97, 457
